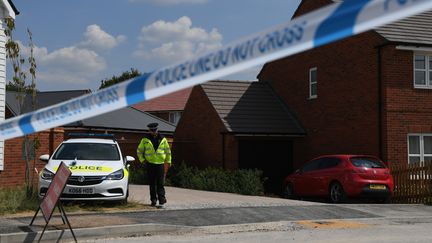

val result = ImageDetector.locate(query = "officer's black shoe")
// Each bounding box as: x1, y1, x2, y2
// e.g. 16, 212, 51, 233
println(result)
151, 201, 157, 206
159, 198, 167, 205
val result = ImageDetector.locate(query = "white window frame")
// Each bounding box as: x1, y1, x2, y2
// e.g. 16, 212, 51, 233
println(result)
309, 67, 317, 99
169, 111, 182, 125
413, 53, 432, 89
407, 133, 432, 165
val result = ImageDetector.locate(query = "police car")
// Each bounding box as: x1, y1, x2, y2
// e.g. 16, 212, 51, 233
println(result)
38, 133, 135, 202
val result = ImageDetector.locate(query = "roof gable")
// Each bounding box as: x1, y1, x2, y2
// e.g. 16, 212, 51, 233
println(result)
1, 0, 18, 18
294, 0, 432, 46
201, 81, 305, 135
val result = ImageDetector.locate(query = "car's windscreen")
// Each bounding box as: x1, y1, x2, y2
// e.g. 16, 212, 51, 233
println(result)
350, 157, 385, 168
52, 143, 120, 160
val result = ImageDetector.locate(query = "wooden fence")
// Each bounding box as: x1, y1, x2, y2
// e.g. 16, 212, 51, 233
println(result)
390, 161, 432, 204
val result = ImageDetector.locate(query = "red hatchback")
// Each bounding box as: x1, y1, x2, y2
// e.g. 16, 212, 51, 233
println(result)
283, 155, 394, 203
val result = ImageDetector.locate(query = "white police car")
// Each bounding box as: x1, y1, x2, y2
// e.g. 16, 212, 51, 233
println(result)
38, 133, 135, 202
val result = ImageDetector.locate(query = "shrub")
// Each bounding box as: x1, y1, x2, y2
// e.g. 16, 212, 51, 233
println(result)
167, 162, 264, 196
129, 162, 148, 185
0, 186, 39, 215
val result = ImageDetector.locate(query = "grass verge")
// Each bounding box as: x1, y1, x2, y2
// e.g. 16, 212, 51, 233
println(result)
0, 186, 150, 216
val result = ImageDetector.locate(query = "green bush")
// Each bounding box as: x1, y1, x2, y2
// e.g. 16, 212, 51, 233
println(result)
167, 162, 264, 196
0, 186, 39, 215
129, 162, 265, 196
129, 162, 148, 185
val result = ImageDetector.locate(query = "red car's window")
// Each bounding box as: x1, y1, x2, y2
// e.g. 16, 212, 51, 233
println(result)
302, 159, 321, 172
350, 157, 385, 168
320, 157, 341, 169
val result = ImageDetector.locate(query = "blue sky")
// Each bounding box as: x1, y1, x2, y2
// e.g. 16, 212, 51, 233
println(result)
11, 0, 301, 91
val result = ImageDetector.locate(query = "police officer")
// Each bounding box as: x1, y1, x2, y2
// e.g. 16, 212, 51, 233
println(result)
137, 123, 172, 206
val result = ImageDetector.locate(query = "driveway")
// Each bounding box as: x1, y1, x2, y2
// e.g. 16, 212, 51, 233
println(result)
128, 184, 321, 209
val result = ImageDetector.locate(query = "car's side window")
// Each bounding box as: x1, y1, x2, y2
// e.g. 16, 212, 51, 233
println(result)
302, 159, 321, 173
320, 157, 341, 169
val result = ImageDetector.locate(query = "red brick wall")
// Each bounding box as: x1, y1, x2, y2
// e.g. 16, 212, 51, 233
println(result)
380, 45, 432, 166
259, 32, 386, 169
173, 86, 232, 168
0, 128, 64, 188
223, 134, 238, 170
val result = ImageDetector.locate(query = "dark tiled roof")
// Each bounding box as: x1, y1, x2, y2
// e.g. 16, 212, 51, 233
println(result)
375, 10, 432, 45
6, 90, 90, 115
201, 81, 305, 135
6, 90, 175, 133
133, 88, 192, 112
64, 107, 176, 133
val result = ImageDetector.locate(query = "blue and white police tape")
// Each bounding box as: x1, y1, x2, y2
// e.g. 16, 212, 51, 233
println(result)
1, 0, 431, 140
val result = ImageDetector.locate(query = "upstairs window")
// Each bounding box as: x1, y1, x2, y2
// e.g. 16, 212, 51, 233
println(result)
309, 67, 317, 99
169, 111, 182, 125
414, 54, 432, 88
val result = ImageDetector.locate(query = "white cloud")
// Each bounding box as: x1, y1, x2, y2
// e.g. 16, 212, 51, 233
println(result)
41, 46, 106, 72
12, 25, 127, 90
129, 0, 208, 5
78, 24, 126, 51
17, 43, 106, 89
134, 16, 222, 66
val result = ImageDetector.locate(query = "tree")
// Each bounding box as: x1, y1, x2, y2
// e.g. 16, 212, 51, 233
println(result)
4, 18, 39, 198
98, 68, 143, 89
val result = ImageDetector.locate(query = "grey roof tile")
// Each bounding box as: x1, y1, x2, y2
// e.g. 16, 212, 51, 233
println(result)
6, 90, 175, 132
201, 81, 305, 135
64, 107, 176, 133
375, 10, 432, 45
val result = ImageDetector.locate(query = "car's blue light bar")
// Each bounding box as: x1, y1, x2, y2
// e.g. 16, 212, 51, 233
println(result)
67, 133, 116, 140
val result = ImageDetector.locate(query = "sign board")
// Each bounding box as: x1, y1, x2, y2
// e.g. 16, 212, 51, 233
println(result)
40, 162, 71, 222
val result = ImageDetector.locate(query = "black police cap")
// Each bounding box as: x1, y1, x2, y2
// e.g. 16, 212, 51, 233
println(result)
147, 122, 159, 130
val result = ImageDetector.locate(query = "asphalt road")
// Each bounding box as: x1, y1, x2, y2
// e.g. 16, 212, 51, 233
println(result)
2, 186, 432, 243
93, 217, 432, 243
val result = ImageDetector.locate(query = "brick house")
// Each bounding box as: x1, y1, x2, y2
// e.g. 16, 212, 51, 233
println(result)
174, 80, 304, 192
133, 88, 192, 125
258, 0, 432, 169
0, 0, 18, 173
0, 90, 175, 187
173, 0, 432, 193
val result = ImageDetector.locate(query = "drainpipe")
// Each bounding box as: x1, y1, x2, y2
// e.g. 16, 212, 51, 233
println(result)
377, 46, 383, 160
49, 128, 54, 155
221, 133, 226, 169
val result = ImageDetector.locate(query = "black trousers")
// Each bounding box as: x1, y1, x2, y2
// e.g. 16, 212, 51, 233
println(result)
147, 163, 166, 203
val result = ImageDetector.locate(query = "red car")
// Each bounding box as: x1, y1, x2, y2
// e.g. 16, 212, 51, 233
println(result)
283, 155, 394, 203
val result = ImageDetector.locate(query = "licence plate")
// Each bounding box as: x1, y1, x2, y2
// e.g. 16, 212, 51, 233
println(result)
369, 184, 386, 190
67, 187, 94, 194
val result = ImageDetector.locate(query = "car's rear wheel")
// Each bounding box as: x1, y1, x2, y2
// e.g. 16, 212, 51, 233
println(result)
329, 182, 345, 203
283, 183, 294, 199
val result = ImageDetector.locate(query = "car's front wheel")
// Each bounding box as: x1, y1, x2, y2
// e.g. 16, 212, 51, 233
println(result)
283, 183, 294, 199
329, 182, 346, 203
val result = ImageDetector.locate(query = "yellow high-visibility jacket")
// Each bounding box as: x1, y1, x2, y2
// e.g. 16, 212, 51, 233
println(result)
137, 136, 171, 164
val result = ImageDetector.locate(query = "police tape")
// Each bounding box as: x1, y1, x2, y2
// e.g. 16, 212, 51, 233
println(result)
1, 0, 431, 140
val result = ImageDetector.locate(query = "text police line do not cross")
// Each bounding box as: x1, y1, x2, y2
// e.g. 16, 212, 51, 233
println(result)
0, 0, 431, 140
